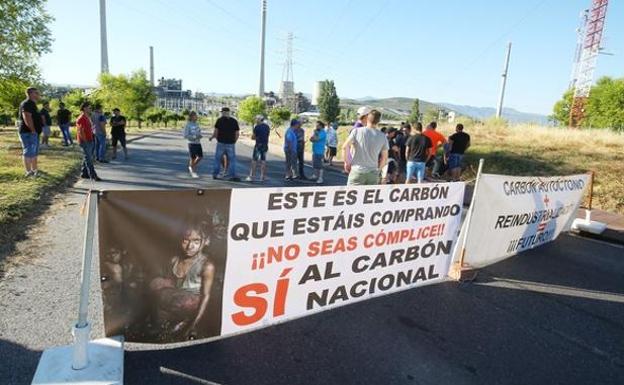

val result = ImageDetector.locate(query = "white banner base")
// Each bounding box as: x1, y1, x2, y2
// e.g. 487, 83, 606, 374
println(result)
571, 209, 607, 235
32, 336, 124, 385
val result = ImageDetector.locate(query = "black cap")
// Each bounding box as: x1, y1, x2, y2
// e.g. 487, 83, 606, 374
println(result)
221, 107, 230, 112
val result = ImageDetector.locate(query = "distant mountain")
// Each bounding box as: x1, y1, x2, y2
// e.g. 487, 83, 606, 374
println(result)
341, 96, 549, 125
438, 102, 550, 125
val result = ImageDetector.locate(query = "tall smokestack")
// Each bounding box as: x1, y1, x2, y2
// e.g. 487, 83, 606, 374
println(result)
258, 0, 267, 97
149, 46, 154, 86
99, 0, 109, 74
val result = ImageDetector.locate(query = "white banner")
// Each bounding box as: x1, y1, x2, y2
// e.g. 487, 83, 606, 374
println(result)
222, 183, 465, 335
459, 174, 589, 269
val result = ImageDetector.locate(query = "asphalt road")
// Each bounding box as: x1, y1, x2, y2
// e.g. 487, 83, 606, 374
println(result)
1, 131, 623, 385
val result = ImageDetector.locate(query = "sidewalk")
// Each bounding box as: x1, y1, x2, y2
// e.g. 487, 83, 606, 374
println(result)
574, 209, 624, 244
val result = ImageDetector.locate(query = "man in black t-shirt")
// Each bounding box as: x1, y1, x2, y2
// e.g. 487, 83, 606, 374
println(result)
18, 87, 42, 177
40, 101, 52, 147
446, 123, 471, 181
110, 108, 128, 160
210, 107, 240, 181
57, 102, 73, 146
404, 123, 432, 184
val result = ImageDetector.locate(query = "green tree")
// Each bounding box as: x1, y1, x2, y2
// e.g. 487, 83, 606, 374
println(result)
584, 77, 624, 130
0, 77, 29, 123
409, 98, 421, 123
98, 70, 155, 128
318, 80, 340, 123
238, 96, 266, 125
422, 107, 439, 125
269, 106, 291, 128
0, 0, 53, 81
551, 89, 574, 126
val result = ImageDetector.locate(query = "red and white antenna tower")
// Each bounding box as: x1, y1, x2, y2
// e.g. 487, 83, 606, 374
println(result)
569, 0, 609, 127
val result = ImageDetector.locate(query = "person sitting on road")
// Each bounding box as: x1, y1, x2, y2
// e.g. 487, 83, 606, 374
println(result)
310, 120, 327, 184
246, 115, 270, 182
183, 111, 203, 179
110, 108, 128, 160
342, 109, 388, 186
211, 107, 240, 181
446, 123, 471, 181
283, 119, 299, 181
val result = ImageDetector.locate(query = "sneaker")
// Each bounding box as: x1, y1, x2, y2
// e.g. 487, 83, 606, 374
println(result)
191, 172, 199, 179
316, 178, 324, 184
188, 166, 194, 175
32, 170, 38, 177
285, 176, 293, 181
24, 170, 34, 177
92, 176, 102, 182
244, 176, 253, 182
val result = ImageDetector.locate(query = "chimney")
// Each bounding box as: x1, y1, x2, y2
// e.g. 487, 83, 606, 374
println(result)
149, 46, 155, 86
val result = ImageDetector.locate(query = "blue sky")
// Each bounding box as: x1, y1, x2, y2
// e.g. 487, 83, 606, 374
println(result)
40, 0, 623, 115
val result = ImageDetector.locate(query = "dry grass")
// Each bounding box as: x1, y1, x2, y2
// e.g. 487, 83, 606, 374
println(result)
299, 121, 623, 215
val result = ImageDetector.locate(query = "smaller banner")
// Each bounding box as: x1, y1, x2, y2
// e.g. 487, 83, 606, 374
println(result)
459, 173, 589, 268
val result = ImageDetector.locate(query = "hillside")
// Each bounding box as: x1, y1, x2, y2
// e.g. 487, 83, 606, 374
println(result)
341, 96, 548, 124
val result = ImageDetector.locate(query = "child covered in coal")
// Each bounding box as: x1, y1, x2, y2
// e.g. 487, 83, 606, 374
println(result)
101, 247, 145, 335
150, 218, 217, 341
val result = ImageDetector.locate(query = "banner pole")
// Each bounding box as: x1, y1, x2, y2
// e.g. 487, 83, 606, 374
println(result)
457, 158, 485, 270
72, 190, 98, 370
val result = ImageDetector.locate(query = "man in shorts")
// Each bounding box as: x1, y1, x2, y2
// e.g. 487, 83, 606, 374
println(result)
110, 108, 128, 160
446, 123, 471, 181
310, 120, 327, 184
324, 122, 338, 166
342, 110, 388, 186
18, 87, 42, 177
40, 101, 52, 148
246, 115, 270, 182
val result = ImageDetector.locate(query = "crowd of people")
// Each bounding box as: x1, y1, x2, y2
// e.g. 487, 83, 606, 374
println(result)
17, 87, 129, 182
17, 86, 470, 186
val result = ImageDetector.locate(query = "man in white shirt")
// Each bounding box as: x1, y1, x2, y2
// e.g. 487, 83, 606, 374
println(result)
342, 110, 388, 186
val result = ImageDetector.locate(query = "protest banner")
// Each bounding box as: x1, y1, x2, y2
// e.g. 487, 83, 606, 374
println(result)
456, 174, 589, 269
98, 183, 464, 343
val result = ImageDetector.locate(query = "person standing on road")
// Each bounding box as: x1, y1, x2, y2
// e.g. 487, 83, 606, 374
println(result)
324, 122, 338, 166
405, 122, 432, 184
283, 119, 299, 180
56, 102, 73, 146
446, 123, 471, 181
344, 106, 371, 169
184, 111, 203, 179
310, 120, 327, 184
246, 115, 270, 182
210, 107, 240, 181
422, 121, 446, 177
76, 102, 101, 181
294, 120, 307, 180
92, 104, 108, 163
40, 101, 52, 148
342, 110, 388, 186
18, 87, 42, 177
110, 108, 128, 160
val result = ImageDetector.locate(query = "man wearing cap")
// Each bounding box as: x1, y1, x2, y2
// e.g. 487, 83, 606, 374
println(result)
342, 109, 388, 185
211, 107, 240, 181
344, 106, 371, 168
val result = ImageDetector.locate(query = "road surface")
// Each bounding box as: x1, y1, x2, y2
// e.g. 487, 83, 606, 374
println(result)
1, 131, 623, 385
